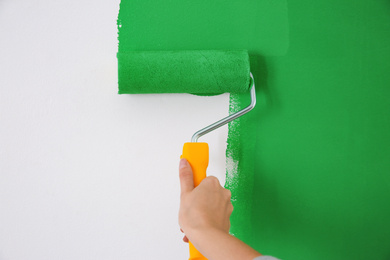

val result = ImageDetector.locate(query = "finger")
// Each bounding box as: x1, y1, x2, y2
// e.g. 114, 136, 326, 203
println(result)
179, 158, 194, 195
183, 235, 189, 243
180, 228, 184, 233
203, 176, 221, 189
224, 188, 232, 199
228, 202, 234, 214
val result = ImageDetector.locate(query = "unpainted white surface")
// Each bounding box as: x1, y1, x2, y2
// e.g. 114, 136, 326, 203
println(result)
0, 1, 229, 259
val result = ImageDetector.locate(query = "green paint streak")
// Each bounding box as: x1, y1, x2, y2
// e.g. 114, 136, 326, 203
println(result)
118, 0, 390, 258
225, 54, 267, 245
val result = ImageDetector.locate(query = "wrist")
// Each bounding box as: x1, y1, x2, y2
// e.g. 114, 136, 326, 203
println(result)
186, 226, 228, 257
185, 224, 227, 243
186, 227, 261, 260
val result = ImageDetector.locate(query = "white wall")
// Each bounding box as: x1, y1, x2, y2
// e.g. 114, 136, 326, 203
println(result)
0, 1, 229, 259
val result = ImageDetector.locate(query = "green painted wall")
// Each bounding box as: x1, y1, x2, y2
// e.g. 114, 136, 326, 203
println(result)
118, 0, 390, 259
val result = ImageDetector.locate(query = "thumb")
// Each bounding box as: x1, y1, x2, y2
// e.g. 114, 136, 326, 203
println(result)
179, 158, 194, 195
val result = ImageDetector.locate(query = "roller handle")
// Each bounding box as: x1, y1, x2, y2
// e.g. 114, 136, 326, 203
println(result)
181, 142, 209, 260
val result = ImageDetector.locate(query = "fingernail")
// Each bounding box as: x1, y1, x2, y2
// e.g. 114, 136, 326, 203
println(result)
179, 158, 188, 169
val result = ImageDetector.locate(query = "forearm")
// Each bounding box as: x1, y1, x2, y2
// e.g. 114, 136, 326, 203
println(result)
187, 227, 261, 260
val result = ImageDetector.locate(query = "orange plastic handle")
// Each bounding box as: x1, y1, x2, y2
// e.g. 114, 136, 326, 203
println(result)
181, 142, 209, 260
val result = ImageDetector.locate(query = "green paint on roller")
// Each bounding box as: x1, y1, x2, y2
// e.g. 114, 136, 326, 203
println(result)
118, 50, 250, 94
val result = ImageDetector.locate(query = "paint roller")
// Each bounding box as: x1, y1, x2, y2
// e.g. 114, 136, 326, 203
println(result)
118, 50, 256, 260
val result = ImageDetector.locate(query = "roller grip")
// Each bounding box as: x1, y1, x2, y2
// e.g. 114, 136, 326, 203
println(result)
181, 142, 209, 260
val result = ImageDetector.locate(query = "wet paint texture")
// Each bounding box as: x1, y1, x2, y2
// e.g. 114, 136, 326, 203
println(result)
118, 50, 250, 94
118, 0, 390, 259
